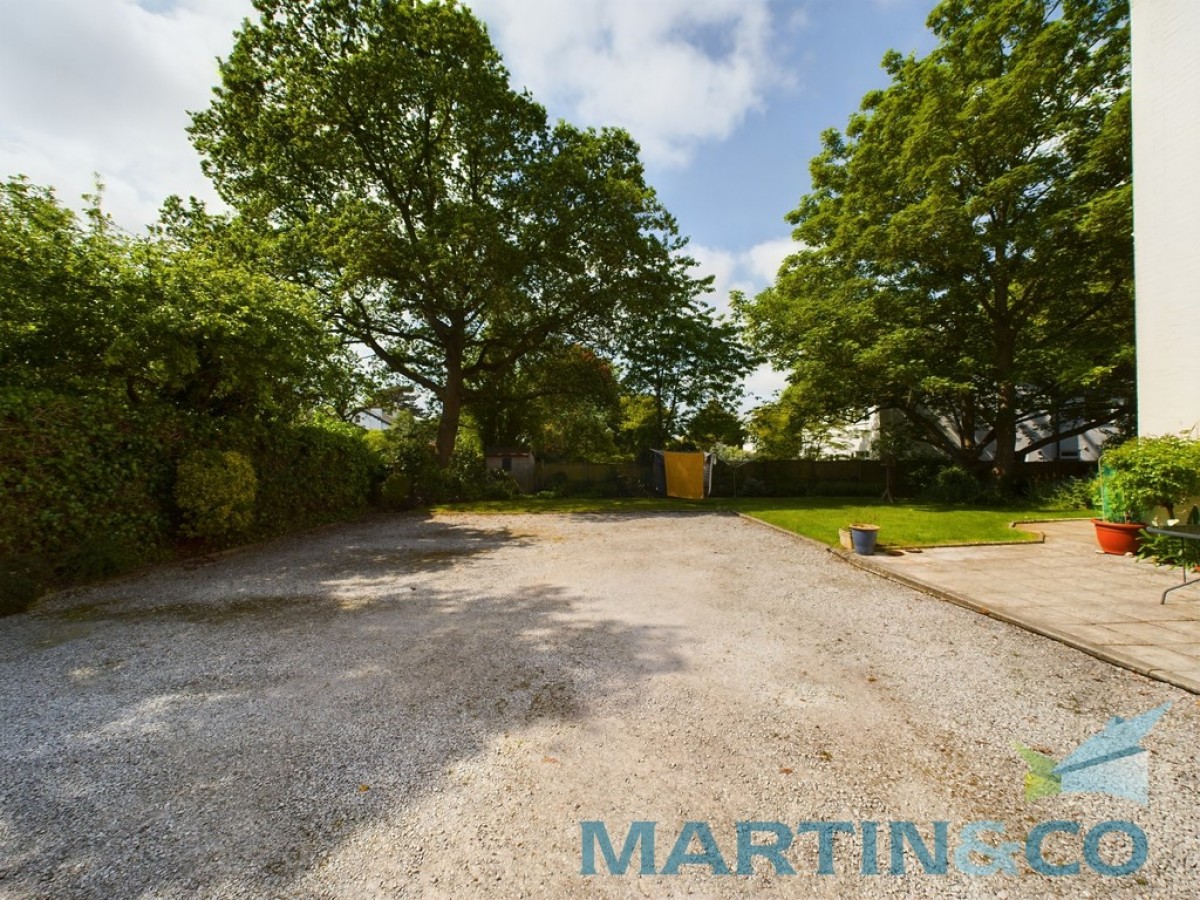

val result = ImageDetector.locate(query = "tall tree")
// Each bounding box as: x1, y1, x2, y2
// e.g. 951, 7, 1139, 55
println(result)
619, 283, 756, 453
468, 342, 624, 461
190, 0, 689, 465
740, 0, 1133, 482
682, 400, 746, 451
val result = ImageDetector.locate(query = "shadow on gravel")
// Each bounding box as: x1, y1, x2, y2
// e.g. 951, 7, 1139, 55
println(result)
0, 515, 682, 897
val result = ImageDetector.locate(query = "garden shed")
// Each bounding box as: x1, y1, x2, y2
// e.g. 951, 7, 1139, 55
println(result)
484, 446, 536, 492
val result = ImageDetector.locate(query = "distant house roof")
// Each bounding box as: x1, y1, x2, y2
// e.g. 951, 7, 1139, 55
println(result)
484, 446, 534, 457
353, 408, 398, 429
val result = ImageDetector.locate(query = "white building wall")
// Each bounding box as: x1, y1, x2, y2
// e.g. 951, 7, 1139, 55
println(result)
1132, 0, 1200, 437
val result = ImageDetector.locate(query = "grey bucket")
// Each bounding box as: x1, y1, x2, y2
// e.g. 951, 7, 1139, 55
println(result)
850, 525, 879, 555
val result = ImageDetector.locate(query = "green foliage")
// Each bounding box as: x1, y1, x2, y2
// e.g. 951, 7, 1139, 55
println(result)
0, 177, 380, 593
380, 472, 412, 509
0, 389, 177, 606
0, 390, 380, 599
922, 465, 987, 506
174, 449, 258, 540
739, 0, 1133, 480
1029, 476, 1095, 511
418, 453, 524, 504
1136, 511, 1200, 571
191, 0, 695, 466
370, 411, 441, 498
1, 177, 135, 393
0, 559, 48, 617
1099, 435, 1200, 522
125, 201, 347, 419
244, 416, 381, 534
1, 178, 354, 417
684, 402, 745, 451
469, 343, 624, 462
618, 293, 756, 455
746, 385, 865, 460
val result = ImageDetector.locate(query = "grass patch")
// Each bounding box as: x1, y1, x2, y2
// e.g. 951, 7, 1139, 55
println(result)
431, 496, 711, 515
727, 498, 1088, 548
433, 495, 1088, 548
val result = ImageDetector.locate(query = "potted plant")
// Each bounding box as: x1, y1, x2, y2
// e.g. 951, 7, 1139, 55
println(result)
848, 523, 880, 556
1092, 436, 1200, 555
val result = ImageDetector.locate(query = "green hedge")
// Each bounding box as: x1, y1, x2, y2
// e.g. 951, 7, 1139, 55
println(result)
0, 389, 381, 614
241, 416, 382, 535
175, 449, 259, 540
0, 390, 176, 588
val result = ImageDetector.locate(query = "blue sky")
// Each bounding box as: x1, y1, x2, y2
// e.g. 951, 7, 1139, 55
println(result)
0, 0, 938, 403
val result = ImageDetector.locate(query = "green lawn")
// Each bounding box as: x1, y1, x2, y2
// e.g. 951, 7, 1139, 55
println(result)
728, 497, 1087, 548
430, 496, 711, 516
432, 496, 1089, 548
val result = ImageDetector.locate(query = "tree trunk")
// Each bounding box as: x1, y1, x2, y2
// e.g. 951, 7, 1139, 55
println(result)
991, 321, 1019, 486
436, 361, 464, 468
991, 379, 1018, 486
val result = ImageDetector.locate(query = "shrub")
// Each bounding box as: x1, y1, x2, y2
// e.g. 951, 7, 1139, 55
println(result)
380, 472, 412, 509
0, 389, 383, 602
740, 476, 770, 497
243, 416, 382, 533
0, 559, 47, 617
174, 449, 258, 540
1099, 435, 1200, 522
415, 452, 525, 503
1029, 476, 1095, 510
1137, 506, 1200, 570
922, 465, 985, 505
482, 468, 523, 500
1, 389, 177, 606
370, 413, 440, 495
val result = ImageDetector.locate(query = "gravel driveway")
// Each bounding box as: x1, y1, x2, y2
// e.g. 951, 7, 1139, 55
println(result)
1, 511, 1197, 898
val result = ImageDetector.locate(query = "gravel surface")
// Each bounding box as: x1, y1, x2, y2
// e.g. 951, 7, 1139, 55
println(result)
1, 511, 1197, 898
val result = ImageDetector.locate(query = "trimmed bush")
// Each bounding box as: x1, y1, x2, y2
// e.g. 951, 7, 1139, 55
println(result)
1, 390, 381, 607
380, 472, 412, 509
1, 389, 176, 609
923, 465, 985, 505
238, 416, 382, 535
174, 449, 258, 540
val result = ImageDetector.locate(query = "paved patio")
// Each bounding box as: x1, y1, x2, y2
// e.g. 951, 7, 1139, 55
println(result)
848, 519, 1200, 694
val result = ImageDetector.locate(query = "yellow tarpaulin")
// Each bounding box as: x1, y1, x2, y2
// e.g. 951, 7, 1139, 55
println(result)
662, 451, 706, 499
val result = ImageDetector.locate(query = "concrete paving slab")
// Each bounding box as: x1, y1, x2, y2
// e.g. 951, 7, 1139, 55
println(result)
845, 519, 1200, 694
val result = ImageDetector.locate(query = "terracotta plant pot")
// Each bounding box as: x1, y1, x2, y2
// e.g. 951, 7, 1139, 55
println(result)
1092, 519, 1145, 556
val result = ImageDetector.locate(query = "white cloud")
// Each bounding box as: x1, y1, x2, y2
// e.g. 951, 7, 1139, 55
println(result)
742, 236, 798, 284
687, 235, 798, 406
0, 0, 251, 228
743, 362, 789, 407
465, 0, 785, 167
689, 235, 797, 314
0, 0, 788, 225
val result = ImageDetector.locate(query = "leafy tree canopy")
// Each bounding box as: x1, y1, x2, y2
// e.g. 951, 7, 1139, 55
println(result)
682, 400, 745, 451
190, 0, 702, 465
1, 177, 344, 420
468, 342, 624, 462
618, 285, 757, 453
740, 0, 1133, 482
